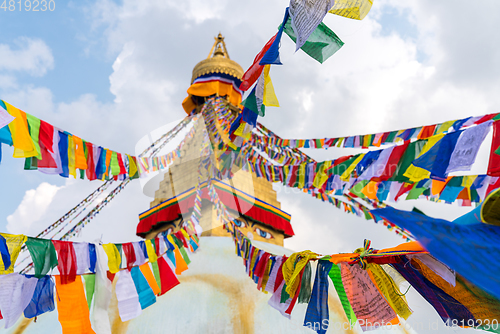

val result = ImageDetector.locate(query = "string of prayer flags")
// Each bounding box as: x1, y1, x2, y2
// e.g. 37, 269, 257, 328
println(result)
328, 0, 374, 20
253, 111, 499, 151
0, 99, 140, 180
289, 0, 336, 51
229, 221, 500, 332
283, 16, 344, 63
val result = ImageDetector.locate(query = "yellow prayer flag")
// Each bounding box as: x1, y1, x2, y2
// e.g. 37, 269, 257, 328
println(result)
462, 175, 477, 188
4, 102, 37, 158
312, 161, 332, 189
102, 243, 121, 273
340, 154, 365, 182
263, 65, 280, 107
127, 154, 138, 177
367, 264, 412, 320
329, 0, 373, 20
282, 250, 318, 299
145, 239, 158, 263
68, 135, 77, 178
403, 134, 445, 182
0, 233, 27, 274
435, 120, 457, 135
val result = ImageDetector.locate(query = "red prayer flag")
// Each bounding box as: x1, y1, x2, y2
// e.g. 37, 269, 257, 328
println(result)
122, 242, 136, 271
39, 120, 54, 153
157, 256, 180, 295
239, 34, 278, 91
85, 142, 96, 181
488, 121, 500, 176
394, 183, 414, 201
52, 240, 77, 285
117, 152, 127, 175
418, 125, 436, 139
373, 141, 410, 182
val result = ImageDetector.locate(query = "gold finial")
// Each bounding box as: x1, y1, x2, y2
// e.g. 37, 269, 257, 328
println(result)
208, 33, 230, 59
191, 33, 244, 83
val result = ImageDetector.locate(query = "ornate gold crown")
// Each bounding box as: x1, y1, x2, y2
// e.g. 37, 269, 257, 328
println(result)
191, 33, 244, 84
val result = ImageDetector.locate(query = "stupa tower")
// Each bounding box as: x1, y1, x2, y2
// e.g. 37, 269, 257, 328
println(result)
137, 34, 294, 246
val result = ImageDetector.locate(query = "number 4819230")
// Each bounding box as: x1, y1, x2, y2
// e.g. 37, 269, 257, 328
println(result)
1, 0, 55, 11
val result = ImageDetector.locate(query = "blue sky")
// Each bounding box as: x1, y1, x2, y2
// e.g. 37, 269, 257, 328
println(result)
1, 1, 500, 332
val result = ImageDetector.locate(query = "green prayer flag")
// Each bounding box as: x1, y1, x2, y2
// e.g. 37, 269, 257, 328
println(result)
84, 274, 96, 310
110, 151, 120, 176
281, 282, 290, 303
385, 130, 398, 143
26, 114, 42, 159
406, 184, 426, 200
151, 261, 162, 291
283, 17, 344, 63
390, 140, 426, 182
349, 180, 369, 199
24, 157, 38, 170
241, 88, 265, 117
298, 262, 312, 304
178, 246, 191, 266
328, 264, 357, 326
25, 237, 58, 278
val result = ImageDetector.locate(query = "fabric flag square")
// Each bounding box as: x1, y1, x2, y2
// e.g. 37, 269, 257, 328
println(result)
303, 260, 333, 334
0, 104, 15, 129
130, 266, 156, 309
115, 269, 142, 321
55, 275, 95, 334
446, 121, 491, 174
328, 0, 373, 20
289, 0, 336, 50
0, 273, 38, 329
241, 86, 265, 117
53, 240, 78, 284
284, 17, 343, 63
0, 234, 27, 275
157, 255, 180, 295
24, 275, 55, 319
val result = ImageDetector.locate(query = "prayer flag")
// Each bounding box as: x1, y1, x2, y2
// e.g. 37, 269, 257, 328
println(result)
240, 34, 277, 91
284, 17, 343, 63
329, 0, 373, 20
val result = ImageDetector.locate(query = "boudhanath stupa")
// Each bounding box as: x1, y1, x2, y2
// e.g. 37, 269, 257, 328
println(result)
4, 35, 360, 334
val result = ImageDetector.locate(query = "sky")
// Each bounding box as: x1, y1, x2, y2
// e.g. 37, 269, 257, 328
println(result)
1, 0, 500, 333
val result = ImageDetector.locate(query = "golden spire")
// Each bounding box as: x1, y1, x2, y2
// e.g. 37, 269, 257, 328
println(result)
191, 33, 244, 84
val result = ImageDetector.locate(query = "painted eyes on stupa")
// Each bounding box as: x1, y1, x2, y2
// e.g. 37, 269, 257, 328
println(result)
255, 228, 273, 239
234, 219, 247, 228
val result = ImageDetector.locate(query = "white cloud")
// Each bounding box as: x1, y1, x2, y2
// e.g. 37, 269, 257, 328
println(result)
6, 182, 62, 234
0, 37, 54, 76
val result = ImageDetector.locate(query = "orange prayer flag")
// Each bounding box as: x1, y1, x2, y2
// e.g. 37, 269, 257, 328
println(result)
139, 264, 161, 296
173, 248, 188, 275
55, 275, 95, 334
73, 136, 88, 170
